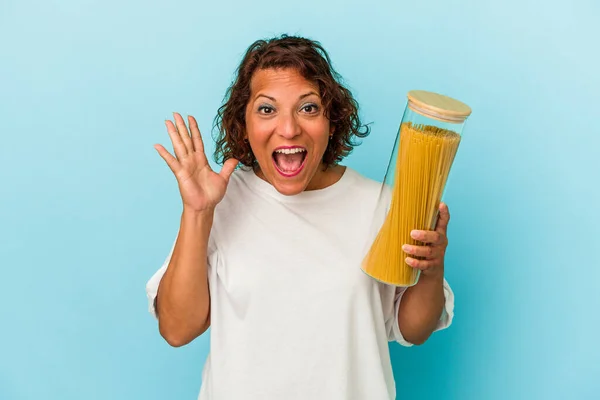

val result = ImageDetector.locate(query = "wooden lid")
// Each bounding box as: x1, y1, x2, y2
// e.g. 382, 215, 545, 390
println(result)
407, 90, 472, 123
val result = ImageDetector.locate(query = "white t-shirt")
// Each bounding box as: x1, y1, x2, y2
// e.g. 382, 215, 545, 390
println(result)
146, 166, 454, 400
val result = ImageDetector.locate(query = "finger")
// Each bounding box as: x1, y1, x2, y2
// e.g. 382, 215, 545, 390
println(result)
173, 112, 194, 154
435, 202, 451, 235
165, 119, 188, 160
410, 229, 444, 245
188, 115, 208, 163
405, 257, 439, 270
219, 158, 239, 183
154, 144, 180, 175
402, 243, 439, 259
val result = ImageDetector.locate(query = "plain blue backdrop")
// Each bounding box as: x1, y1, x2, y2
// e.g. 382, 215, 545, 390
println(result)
1, 0, 598, 399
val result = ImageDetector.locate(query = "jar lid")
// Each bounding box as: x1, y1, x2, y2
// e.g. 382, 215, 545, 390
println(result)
407, 90, 472, 123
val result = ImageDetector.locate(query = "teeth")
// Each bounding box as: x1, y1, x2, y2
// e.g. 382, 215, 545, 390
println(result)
274, 148, 306, 155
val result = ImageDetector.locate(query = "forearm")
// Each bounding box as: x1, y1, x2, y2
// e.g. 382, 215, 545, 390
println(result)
156, 208, 213, 346
397, 270, 445, 345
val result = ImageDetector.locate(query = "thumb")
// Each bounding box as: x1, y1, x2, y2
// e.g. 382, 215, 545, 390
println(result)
219, 158, 239, 183
435, 202, 451, 234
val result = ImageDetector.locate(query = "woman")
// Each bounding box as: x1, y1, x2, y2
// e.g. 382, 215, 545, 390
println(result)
146, 35, 454, 400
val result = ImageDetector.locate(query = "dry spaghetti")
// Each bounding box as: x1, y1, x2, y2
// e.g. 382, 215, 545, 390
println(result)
361, 122, 461, 286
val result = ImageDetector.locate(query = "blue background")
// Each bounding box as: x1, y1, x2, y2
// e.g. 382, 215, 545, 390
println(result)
1, 0, 598, 399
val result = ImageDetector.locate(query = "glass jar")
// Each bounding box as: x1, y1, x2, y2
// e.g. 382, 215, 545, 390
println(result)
361, 90, 472, 287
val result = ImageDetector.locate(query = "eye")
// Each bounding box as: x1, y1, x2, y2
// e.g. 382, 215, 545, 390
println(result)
301, 103, 319, 114
258, 105, 275, 114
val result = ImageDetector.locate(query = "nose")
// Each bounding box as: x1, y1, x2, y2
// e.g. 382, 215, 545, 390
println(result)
276, 112, 301, 139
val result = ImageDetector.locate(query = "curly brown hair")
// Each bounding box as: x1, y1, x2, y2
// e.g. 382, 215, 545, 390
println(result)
212, 34, 370, 169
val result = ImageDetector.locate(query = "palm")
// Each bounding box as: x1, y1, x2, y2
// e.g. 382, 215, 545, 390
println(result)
176, 154, 227, 210
155, 113, 239, 212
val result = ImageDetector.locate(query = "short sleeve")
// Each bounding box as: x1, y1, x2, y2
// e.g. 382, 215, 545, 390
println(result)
145, 237, 177, 320
145, 231, 218, 320
388, 278, 455, 347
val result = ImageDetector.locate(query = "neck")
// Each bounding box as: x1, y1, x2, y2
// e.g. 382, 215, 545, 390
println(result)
305, 164, 345, 191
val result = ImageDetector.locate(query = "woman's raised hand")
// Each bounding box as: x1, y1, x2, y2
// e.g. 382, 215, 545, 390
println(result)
154, 113, 239, 213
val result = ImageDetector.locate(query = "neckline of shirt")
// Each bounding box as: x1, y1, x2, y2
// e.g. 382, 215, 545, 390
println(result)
239, 165, 357, 203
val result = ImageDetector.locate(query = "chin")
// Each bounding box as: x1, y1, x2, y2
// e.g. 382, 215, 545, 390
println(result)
273, 180, 309, 196
267, 165, 312, 196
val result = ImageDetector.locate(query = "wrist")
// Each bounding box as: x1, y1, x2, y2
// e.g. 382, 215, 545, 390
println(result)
419, 267, 444, 285
181, 207, 214, 229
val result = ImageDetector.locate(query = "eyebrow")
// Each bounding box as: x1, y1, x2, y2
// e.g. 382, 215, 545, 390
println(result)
254, 91, 319, 102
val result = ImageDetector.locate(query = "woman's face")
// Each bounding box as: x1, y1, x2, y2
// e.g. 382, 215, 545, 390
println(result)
245, 68, 334, 195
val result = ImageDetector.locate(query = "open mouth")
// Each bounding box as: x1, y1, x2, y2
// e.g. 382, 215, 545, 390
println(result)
272, 147, 307, 177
